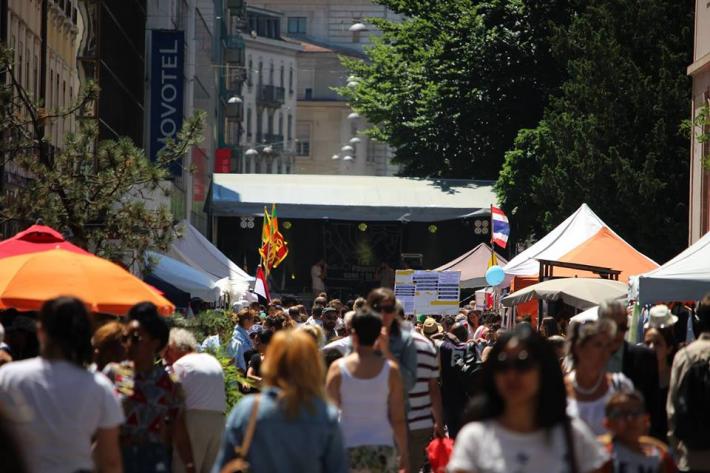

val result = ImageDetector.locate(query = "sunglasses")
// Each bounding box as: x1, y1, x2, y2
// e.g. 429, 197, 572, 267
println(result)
607, 407, 645, 421
122, 332, 142, 344
493, 350, 535, 373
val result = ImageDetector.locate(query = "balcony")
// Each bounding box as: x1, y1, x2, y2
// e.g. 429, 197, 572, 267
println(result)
223, 35, 245, 65
256, 85, 285, 108
256, 133, 284, 151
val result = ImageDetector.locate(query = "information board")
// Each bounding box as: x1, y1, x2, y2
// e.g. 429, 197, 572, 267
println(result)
394, 270, 461, 316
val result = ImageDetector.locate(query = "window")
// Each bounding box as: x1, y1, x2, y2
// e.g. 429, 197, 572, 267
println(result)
248, 57, 253, 87
269, 62, 274, 85
287, 114, 293, 141
246, 108, 252, 140
289, 66, 293, 94
287, 17, 307, 34
278, 113, 283, 136
295, 122, 311, 157
258, 60, 263, 85
280, 65, 284, 87
305, 88, 313, 100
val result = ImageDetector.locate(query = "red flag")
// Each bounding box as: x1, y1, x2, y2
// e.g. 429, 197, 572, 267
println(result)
254, 265, 270, 303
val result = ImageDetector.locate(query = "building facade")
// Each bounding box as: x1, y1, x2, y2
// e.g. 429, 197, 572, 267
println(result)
247, 0, 401, 176
689, 0, 710, 243
146, 0, 226, 233
238, 5, 299, 174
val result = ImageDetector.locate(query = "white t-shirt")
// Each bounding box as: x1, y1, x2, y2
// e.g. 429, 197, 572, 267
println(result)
448, 417, 608, 473
0, 358, 124, 473
323, 336, 351, 355
172, 352, 226, 412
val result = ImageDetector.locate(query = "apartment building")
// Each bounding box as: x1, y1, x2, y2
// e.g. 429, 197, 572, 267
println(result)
689, 0, 710, 243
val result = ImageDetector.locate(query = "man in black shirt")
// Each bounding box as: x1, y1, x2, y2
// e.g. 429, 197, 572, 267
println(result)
439, 321, 479, 438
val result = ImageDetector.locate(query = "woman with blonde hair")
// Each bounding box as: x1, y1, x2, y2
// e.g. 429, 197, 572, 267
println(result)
213, 330, 347, 473
565, 319, 634, 435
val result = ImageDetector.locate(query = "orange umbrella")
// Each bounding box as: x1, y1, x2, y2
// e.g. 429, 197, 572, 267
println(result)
0, 248, 174, 316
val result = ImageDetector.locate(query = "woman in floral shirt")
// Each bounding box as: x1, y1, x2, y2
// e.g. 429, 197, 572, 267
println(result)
105, 302, 196, 473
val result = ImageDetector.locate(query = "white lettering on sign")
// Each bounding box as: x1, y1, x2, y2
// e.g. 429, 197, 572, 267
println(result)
157, 40, 180, 146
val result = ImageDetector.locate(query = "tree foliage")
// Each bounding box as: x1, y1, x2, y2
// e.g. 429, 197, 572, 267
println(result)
496, 0, 693, 262
0, 46, 205, 267
340, 0, 574, 179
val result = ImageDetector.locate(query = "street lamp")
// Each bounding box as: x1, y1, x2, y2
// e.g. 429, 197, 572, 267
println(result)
343, 155, 354, 161
341, 145, 354, 153
227, 96, 242, 104
245, 148, 258, 157
349, 22, 367, 32
347, 112, 360, 120
349, 137, 361, 144
331, 154, 340, 160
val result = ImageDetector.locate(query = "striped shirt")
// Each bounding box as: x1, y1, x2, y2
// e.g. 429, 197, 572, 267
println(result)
408, 331, 439, 431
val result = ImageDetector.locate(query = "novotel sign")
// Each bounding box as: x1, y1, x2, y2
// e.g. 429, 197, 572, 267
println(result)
149, 30, 184, 177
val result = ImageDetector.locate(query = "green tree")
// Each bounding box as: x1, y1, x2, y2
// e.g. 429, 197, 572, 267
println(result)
496, 0, 693, 262
340, 0, 574, 179
0, 46, 205, 267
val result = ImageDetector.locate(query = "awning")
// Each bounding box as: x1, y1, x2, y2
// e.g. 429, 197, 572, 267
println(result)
209, 174, 496, 222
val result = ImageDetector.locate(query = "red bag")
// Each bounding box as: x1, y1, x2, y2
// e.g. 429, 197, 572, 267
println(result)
426, 437, 454, 473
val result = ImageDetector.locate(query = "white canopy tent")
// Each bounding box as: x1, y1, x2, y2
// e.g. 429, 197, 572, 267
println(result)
635, 231, 710, 305
504, 204, 610, 277
146, 251, 226, 303
169, 221, 252, 299
434, 243, 508, 289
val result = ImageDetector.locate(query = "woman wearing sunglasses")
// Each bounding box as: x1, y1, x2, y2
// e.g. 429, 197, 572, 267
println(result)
104, 302, 196, 473
366, 288, 418, 396
449, 325, 608, 473
565, 320, 634, 436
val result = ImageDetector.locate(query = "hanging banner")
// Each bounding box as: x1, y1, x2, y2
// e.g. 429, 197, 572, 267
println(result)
394, 269, 461, 316
149, 30, 184, 177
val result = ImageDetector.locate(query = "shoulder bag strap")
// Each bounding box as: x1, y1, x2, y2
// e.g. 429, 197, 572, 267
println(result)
563, 417, 580, 473
238, 394, 261, 459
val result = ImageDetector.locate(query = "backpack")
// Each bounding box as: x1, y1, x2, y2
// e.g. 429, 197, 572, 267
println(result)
674, 356, 710, 449
453, 345, 484, 398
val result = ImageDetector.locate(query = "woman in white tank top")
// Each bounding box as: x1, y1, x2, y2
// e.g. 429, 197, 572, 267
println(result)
326, 309, 409, 473
565, 319, 635, 435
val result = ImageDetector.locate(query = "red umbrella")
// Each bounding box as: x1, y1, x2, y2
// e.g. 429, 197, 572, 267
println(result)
0, 225, 91, 259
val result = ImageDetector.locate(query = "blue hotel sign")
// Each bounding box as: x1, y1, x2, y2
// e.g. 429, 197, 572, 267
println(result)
150, 30, 184, 177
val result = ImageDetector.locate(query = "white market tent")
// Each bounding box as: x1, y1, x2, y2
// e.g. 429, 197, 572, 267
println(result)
434, 243, 508, 289
504, 204, 610, 277
636, 231, 710, 305
169, 221, 252, 299
146, 251, 225, 303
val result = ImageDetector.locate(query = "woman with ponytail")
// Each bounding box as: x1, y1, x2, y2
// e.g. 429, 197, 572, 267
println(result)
213, 329, 348, 473
0, 296, 124, 473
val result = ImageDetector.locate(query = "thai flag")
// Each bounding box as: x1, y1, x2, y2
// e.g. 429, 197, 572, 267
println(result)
491, 206, 510, 249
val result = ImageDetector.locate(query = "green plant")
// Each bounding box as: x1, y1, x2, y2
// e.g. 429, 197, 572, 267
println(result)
169, 311, 255, 412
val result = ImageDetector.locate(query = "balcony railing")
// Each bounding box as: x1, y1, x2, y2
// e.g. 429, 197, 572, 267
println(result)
256, 85, 285, 108
256, 133, 285, 151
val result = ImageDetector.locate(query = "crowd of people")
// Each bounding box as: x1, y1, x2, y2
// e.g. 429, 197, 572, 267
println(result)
0, 288, 709, 472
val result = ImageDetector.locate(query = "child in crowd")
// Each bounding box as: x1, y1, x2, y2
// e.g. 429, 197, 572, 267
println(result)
599, 390, 677, 473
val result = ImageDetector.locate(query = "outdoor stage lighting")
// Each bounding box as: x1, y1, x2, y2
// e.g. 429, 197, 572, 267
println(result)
283, 221, 292, 229
358, 223, 368, 232
428, 224, 438, 234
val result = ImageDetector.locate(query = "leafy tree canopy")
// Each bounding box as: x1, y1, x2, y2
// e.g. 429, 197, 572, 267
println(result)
496, 0, 693, 262
340, 0, 574, 179
0, 46, 205, 268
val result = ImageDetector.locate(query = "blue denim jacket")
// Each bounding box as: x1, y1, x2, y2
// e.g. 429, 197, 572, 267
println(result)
212, 388, 348, 473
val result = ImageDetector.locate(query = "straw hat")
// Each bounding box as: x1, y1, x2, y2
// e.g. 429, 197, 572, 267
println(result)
422, 317, 443, 336
644, 304, 678, 329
